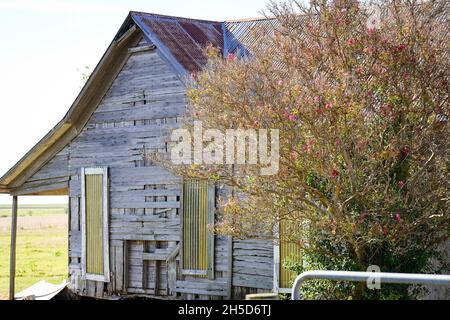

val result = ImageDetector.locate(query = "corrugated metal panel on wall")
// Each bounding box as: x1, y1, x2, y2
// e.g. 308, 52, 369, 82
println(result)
183, 180, 215, 278
85, 174, 104, 276
279, 220, 302, 289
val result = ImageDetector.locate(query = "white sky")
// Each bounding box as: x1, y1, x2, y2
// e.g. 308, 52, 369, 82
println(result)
0, 0, 271, 205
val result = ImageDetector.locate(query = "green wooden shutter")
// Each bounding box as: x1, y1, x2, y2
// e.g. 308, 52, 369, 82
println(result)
279, 220, 302, 289
183, 180, 215, 279
85, 174, 104, 276
81, 167, 110, 282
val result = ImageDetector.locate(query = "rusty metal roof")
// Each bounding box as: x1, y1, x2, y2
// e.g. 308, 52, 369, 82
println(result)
131, 12, 224, 74
131, 12, 277, 75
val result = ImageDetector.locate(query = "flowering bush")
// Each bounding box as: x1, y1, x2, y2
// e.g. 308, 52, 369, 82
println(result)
167, 0, 450, 299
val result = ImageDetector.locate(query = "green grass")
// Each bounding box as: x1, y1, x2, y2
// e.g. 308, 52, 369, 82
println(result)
0, 204, 68, 218
0, 207, 68, 300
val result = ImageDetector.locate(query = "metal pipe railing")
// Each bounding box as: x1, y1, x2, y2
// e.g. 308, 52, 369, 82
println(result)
291, 271, 450, 300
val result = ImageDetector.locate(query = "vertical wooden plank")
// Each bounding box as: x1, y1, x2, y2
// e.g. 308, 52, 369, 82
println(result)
167, 194, 178, 296
143, 260, 149, 291
70, 197, 80, 231
115, 242, 124, 293
273, 223, 280, 292
81, 279, 87, 296
123, 241, 129, 294
81, 168, 86, 279
87, 280, 96, 297
102, 167, 110, 283
207, 182, 215, 280
168, 260, 177, 296
107, 246, 115, 295
9, 196, 18, 300
227, 236, 233, 300
96, 281, 104, 298
154, 261, 160, 294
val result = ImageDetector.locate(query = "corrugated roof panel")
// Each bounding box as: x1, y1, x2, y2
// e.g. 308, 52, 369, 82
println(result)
224, 18, 279, 57
178, 21, 223, 49
131, 12, 224, 74
147, 19, 203, 73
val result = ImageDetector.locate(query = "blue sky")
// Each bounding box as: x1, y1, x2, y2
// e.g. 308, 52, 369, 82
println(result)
0, 0, 272, 205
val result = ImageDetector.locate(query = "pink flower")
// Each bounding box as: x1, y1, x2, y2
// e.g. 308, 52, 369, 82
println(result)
278, 79, 284, 86
227, 53, 236, 62
397, 44, 407, 51
359, 213, 367, 222
395, 213, 402, 222
381, 103, 392, 117
284, 109, 297, 122
346, 38, 356, 46
325, 103, 333, 110
398, 181, 405, 189
191, 72, 198, 81
303, 139, 313, 153
331, 170, 340, 178
399, 147, 411, 161
313, 96, 320, 104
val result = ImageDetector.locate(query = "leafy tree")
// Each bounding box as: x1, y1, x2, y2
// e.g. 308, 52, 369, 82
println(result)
165, 0, 450, 299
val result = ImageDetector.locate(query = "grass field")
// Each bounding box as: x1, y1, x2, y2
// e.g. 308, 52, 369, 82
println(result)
0, 204, 68, 300
0, 204, 69, 218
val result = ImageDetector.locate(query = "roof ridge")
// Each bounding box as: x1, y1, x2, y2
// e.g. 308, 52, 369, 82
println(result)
225, 16, 276, 23
130, 11, 222, 24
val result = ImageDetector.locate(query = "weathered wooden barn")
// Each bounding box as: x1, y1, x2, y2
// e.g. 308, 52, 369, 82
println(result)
0, 12, 298, 300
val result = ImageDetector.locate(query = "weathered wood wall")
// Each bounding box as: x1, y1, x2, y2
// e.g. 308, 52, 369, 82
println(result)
17, 34, 276, 300
232, 240, 274, 296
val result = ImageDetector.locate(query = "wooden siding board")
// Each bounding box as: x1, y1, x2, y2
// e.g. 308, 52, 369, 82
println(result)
232, 240, 274, 291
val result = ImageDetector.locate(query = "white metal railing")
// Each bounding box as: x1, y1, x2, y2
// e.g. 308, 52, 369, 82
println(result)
291, 271, 450, 300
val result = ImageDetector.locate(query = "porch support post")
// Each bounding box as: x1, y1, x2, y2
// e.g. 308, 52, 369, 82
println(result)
9, 195, 18, 300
